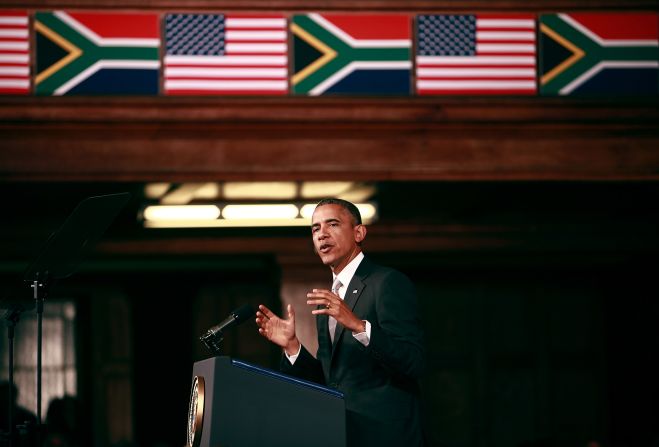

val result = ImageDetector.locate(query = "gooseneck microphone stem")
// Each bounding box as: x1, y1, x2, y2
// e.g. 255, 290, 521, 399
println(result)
200, 316, 230, 355
201, 332, 224, 355
200, 304, 255, 354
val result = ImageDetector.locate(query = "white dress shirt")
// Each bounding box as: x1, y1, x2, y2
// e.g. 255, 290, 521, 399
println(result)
287, 252, 371, 363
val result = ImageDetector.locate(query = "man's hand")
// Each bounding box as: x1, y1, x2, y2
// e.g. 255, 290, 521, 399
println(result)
306, 289, 365, 333
255, 304, 300, 355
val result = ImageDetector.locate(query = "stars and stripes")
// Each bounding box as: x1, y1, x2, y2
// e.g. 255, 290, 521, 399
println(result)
0, 11, 30, 94
164, 14, 288, 95
416, 14, 538, 95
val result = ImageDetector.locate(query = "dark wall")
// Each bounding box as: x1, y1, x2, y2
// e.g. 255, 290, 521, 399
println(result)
2, 181, 658, 447
393, 256, 658, 447
121, 263, 282, 447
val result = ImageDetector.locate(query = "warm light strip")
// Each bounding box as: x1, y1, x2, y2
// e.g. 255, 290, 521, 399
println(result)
143, 205, 220, 221
222, 204, 299, 220
144, 182, 171, 199
144, 218, 311, 228
142, 202, 376, 228
300, 181, 352, 198
223, 182, 298, 200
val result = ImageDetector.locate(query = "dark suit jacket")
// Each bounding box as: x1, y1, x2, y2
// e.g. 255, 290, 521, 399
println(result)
281, 256, 425, 447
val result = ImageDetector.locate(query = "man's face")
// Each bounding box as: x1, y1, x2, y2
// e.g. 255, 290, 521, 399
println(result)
311, 204, 364, 273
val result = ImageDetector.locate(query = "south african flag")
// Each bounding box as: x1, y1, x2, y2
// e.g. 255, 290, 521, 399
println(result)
291, 14, 412, 96
35, 11, 160, 95
539, 13, 658, 95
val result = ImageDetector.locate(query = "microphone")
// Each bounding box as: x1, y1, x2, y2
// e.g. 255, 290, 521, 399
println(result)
200, 303, 255, 353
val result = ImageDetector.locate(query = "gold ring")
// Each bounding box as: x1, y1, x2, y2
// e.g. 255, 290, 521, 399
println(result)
326, 302, 331, 309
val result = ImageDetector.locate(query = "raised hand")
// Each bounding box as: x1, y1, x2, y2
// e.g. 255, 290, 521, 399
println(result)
306, 288, 365, 333
255, 304, 300, 355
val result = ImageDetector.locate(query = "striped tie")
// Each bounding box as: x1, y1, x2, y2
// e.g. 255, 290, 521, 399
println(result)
329, 278, 342, 343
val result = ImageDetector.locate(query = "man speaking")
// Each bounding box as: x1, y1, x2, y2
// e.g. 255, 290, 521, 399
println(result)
256, 198, 425, 447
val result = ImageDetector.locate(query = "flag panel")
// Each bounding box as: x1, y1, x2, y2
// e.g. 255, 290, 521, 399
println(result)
34, 11, 160, 95
539, 13, 659, 96
0, 10, 30, 95
164, 14, 288, 95
416, 14, 537, 95
291, 13, 412, 96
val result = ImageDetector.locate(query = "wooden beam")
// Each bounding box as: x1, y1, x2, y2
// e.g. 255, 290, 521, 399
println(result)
2, 97, 658, 181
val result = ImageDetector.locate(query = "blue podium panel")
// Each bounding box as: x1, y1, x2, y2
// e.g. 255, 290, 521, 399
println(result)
190, 356, 346, 447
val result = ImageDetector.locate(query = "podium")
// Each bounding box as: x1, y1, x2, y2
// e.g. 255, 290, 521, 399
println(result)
187, 356, 346, 447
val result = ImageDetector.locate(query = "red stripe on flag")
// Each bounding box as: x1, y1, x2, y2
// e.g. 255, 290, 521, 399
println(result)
477, 13, 536, 20
418, 88, 536, 95
321, 14, 411, 40
166, 89, 286, 95
0, 11, 27, 17
224, 14, 287, 19
67, 12, 160, 38
567, 13, 659, 41
167, 77, 284, 81
0, 87, 28, 94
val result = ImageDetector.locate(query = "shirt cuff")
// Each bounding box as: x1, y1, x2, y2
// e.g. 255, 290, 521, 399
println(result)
284, 344, 302, 364
352, 320, 371, 347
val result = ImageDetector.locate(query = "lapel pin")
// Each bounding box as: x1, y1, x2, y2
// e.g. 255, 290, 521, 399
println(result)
353, 290, 358, 293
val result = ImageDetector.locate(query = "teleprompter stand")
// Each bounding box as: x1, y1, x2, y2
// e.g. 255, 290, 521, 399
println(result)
1, 192, 130, 447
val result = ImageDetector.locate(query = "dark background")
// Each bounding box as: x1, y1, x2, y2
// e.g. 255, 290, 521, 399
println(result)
1, 181, 658, 447
2, 0, 659, 444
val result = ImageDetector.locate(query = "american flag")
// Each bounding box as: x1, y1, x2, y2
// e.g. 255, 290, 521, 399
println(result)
416, 14, 537, 95
0, 11, 29, 94
164, 14, 288, 95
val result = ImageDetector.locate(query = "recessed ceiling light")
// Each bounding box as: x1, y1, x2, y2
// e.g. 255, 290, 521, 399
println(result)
223, 182, 297, 200
222, 204, 299, 220
143, 205, 220, 221
301, 182, 353, 198
144, 183, 171, 199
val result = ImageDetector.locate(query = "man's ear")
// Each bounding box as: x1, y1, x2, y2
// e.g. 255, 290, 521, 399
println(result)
354, 224, 367, 243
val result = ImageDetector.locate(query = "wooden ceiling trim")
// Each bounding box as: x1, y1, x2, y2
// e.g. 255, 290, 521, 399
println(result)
2, 99, 657, 181
2, 133, 658, 181
3, 97, 657, 126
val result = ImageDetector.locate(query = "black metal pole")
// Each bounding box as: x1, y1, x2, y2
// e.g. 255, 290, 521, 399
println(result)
32, 279, 44, 447
2, 304, 23, 447
7, 319, 15, 447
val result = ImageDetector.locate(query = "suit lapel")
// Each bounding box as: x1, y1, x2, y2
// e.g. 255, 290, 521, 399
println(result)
330, 257, 372, 359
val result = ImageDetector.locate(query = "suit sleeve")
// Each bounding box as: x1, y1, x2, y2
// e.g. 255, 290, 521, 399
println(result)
279, 344, 326, 385
365, 270, 425, 380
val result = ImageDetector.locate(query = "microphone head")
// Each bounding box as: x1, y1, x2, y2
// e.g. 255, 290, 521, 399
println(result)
232, 303, 255, 324
200, 304, 255, 354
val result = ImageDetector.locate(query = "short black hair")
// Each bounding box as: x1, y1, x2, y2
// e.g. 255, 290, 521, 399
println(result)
315, 198, 362, 225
